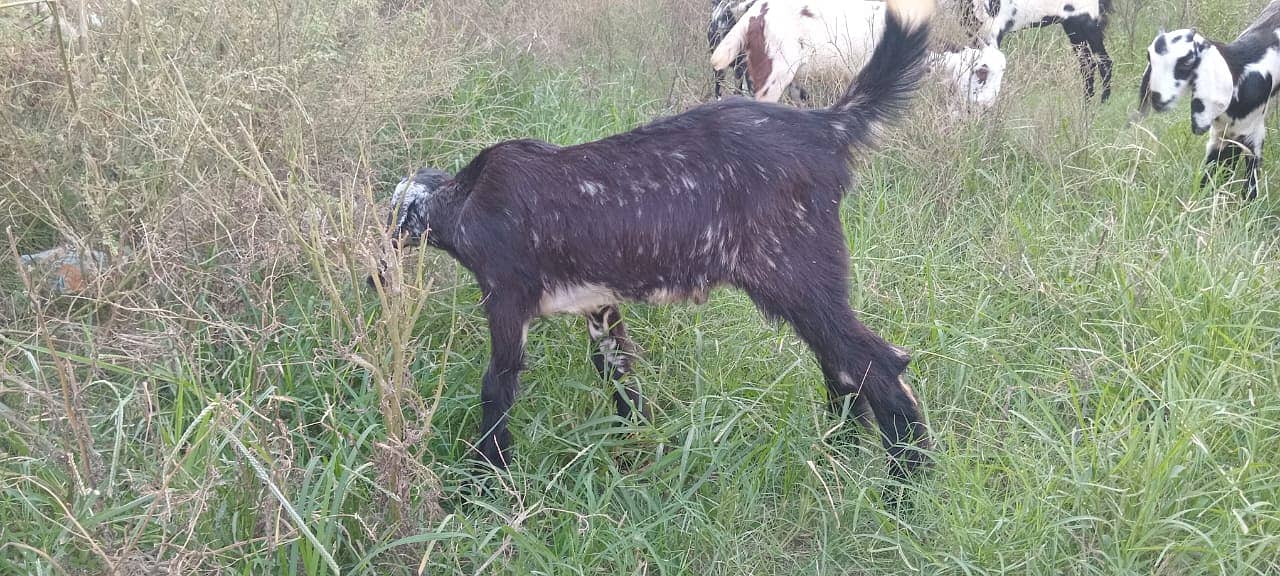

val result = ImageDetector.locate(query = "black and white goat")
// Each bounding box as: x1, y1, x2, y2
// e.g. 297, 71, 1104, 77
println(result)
709, 0, 759, 97
710, 0, 1005, 112
1138, 4, 1280, 199
376, 0, 937, 479
978, 0, 1113, 101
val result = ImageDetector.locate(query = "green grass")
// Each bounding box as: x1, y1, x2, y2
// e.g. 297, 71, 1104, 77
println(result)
3, 0, 1280, 574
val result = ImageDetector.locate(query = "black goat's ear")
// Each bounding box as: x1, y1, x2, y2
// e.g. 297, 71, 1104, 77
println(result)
1136, 63, 1153, 117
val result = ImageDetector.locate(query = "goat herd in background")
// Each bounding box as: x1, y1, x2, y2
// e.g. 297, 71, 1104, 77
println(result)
370, 0, 1280, 486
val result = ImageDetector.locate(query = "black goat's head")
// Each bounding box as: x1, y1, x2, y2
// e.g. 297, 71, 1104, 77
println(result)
367, 167, 452, 290
387, 167, 452, 249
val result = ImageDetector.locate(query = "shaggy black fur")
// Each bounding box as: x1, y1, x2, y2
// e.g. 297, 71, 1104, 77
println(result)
377, 2, 934, 480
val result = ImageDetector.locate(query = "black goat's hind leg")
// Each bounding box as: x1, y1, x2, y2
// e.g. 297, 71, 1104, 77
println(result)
740, 254, 930, 480
586, 305, 649, 422
821, 362, 876, 432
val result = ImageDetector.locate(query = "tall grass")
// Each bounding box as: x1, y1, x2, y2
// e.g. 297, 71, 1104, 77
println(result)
3, 0, 1279, 574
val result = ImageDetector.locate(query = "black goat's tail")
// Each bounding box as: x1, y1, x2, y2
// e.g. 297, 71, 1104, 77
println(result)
827, 0, 933, 146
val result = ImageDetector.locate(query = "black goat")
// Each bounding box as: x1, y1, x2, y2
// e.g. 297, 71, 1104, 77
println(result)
376, 0, 936, 480
1137, 3, 1280, 200
709, 0, 757, 98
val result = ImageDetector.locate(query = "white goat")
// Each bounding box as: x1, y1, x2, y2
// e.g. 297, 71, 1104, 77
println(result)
711, 0, 1004, 111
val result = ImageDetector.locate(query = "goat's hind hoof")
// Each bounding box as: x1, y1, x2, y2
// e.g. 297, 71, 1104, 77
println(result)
472, 442, 512, 472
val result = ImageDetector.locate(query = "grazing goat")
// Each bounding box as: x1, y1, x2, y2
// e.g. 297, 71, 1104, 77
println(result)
931, 43, 1007, 113
376, 0, 937, 480
709, 0, 759, 97
1138, 3, 1280, 200
711, 0, 890, 103
711, 0, 1005, 111
979, 0, 1113, 101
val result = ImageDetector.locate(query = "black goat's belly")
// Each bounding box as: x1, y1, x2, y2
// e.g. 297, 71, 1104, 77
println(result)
537, 282, 712, 316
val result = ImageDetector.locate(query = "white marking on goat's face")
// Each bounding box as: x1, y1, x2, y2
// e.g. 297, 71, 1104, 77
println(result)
388, 168, 450, 248
1145, 29, 1203, 113
389, 180, 428, 247
539, 283, 618, 316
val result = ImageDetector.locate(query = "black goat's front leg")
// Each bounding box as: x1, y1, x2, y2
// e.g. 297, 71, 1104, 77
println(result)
475, 300, 533, 470
586, 305, 649, 422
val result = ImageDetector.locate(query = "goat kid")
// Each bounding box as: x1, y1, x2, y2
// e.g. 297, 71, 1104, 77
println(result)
1138, 2, 1280, 200
980, 0, 1113, 101
931, 43, 1007, 113
376, 0, 937, 480
711, 0, 1004, 112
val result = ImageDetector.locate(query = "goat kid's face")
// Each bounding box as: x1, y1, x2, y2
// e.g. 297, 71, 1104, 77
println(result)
935, 44, 1006, 109
1142, 29, 1209, 116
967, 45, 1006, 107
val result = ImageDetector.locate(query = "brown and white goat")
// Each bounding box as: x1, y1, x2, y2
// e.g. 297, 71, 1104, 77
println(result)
375, 0, 936, 481
711, 0, 1005, 112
